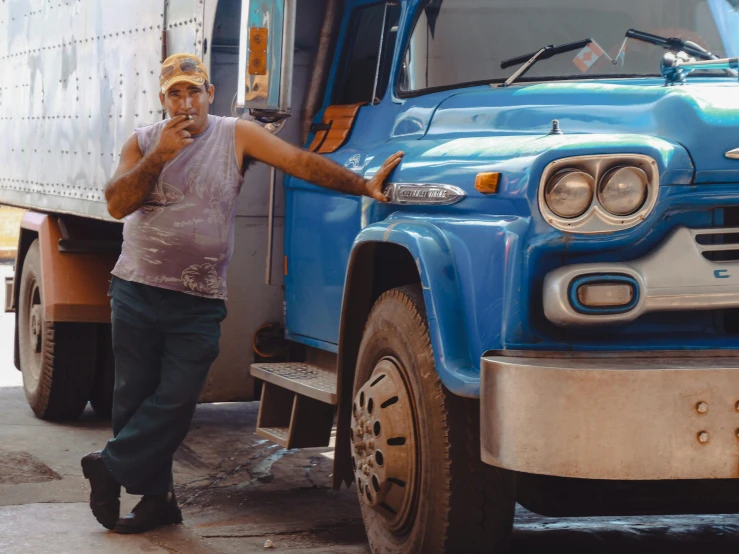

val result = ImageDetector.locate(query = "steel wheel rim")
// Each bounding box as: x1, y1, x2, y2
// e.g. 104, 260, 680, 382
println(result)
24, 279, 43, 387
351, 357, 419, 534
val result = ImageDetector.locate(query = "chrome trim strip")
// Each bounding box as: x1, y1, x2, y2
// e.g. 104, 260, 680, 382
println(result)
486, 348, 739, 359
725, 148, 739, 160
384, 183, 466, 205
544, 225, 739, 325
481, 354, 739, 479
538, 154, 660, 234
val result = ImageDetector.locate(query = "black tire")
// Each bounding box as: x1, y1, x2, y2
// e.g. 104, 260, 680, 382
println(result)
352, 285, 516, 553
18, 240, 97, 420
90, 324, 114, 419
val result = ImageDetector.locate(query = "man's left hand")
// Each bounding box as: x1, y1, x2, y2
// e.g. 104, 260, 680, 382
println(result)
365, 151, 404, 202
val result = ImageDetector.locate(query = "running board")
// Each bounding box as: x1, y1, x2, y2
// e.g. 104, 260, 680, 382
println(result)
250, 362, 337, 449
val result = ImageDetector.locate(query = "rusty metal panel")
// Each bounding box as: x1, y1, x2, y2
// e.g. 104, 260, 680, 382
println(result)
481, 354, 739, 480
34, 215, 118, 323
0, 1, 203, 220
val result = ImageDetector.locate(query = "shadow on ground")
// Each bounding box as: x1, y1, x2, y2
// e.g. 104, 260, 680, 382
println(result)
511, 509, 739, 554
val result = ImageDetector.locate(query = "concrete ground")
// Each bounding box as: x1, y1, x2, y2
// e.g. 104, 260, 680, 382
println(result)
2, 260, 739, 553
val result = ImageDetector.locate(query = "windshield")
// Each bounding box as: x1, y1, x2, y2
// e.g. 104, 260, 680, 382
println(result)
399, 0, 739, 93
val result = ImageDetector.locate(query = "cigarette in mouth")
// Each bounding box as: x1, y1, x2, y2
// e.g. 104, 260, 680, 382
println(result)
186, 115, 193, 120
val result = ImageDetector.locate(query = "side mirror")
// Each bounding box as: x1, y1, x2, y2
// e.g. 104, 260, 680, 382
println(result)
237, 0, 296, 117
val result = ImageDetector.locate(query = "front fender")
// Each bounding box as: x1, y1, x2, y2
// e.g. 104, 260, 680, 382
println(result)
355, 219, 477, 396
350, 214, 528, 397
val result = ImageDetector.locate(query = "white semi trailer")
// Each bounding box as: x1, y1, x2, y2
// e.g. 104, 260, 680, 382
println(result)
0, 0, 324, 418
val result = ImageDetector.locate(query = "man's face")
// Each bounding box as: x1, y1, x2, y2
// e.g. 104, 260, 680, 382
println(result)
159, 82, 215, 135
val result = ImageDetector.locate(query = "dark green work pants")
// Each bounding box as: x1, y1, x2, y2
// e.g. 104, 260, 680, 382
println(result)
102, 276, 226, 495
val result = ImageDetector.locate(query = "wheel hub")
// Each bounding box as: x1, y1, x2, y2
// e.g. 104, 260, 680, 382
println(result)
29, 304, 42, 354
350, 358, 417, 532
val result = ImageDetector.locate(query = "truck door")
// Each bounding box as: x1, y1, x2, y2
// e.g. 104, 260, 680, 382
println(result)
284, 1, 401, 348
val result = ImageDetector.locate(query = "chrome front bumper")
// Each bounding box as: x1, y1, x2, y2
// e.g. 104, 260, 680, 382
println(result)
481, 352, 739, 480
544, 226, 739, 326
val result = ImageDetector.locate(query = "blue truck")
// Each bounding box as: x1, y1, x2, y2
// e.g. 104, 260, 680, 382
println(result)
4, 0, 739, 551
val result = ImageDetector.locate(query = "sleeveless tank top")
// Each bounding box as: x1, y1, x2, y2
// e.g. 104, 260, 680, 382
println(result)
111, 115, 245, 299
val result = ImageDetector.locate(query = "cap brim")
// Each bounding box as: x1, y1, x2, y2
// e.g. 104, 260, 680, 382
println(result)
161, 75, 207, 94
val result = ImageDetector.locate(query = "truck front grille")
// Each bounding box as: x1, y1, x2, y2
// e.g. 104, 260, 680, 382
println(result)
695, 228, 739, 261
694, 207, 739, 261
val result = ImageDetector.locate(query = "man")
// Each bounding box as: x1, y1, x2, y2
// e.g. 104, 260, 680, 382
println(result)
80, 53, 402, 534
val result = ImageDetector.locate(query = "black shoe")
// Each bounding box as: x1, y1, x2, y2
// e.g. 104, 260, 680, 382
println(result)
81, 451, 121, 530
114, 492, 183, 534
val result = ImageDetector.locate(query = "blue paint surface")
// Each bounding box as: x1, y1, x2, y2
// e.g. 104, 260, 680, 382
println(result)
284, 0, 739, 397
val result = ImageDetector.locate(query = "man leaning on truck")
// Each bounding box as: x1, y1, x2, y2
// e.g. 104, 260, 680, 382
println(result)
79, 53, 403, 534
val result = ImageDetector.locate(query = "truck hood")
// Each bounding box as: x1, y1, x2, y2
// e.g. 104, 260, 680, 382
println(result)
426, 79, 739, 184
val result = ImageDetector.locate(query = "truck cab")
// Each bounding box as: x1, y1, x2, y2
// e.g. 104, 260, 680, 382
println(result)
249, 0, 739, 550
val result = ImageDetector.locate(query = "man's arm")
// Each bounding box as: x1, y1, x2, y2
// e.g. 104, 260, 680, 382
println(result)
235, 120, 402, 201
105, 115, 194, 219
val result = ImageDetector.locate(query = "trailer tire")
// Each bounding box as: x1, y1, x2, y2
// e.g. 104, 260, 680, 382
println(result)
351, 285, 516, 553
18, 240, 97, 420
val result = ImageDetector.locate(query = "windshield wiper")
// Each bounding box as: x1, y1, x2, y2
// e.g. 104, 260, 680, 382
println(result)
499, 38, 594, 87
626, 29, 718, 60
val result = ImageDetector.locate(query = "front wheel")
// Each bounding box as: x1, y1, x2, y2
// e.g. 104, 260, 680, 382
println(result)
351, 285, 516, 553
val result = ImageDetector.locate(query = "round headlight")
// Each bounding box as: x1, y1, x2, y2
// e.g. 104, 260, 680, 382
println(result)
544, 169, 594, 219
597, 166, 648, 216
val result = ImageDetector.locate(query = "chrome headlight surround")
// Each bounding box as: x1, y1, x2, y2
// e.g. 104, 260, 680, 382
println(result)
538, 154, 659, 234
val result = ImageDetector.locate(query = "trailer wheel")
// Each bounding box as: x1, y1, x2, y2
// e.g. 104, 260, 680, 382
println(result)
351, 285, 515, 553
18, 240, 97, 420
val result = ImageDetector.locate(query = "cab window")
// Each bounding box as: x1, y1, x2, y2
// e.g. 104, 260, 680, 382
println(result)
332, 2, 402, 105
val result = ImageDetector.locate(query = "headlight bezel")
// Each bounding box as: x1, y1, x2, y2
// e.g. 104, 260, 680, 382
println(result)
538, 154, 659, 234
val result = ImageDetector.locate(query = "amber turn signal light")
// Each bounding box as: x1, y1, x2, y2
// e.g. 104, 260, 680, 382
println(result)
475, 172, 500, 194
248, 27, 268, 75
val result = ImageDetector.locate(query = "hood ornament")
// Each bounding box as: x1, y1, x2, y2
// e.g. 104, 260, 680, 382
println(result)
661, 51, 739, 86
726, 148, 739, 160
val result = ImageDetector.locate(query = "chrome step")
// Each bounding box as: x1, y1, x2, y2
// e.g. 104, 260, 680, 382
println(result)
251, 362, 337, 405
